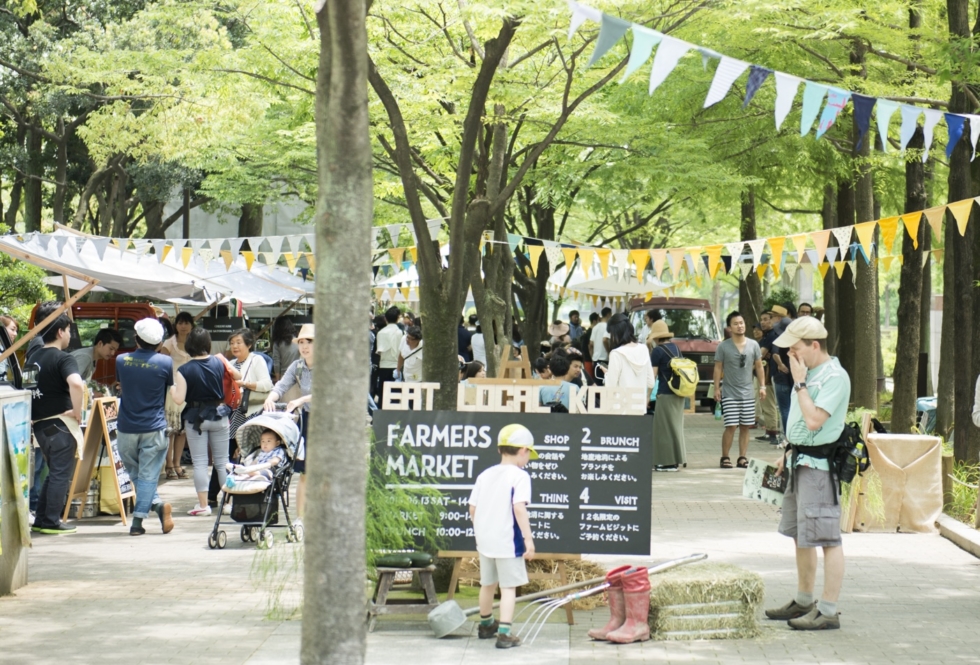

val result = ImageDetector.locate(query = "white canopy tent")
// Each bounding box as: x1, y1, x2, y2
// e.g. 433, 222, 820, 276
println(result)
548, 265, 667, 298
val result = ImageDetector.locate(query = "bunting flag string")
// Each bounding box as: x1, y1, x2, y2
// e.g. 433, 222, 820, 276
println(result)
567, 2, 980, 162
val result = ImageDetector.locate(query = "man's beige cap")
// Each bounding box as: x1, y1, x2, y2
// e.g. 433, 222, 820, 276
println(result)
773, 317, 828, 348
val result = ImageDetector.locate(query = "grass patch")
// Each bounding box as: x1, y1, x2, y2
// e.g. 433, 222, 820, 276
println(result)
947, 460, 979, 527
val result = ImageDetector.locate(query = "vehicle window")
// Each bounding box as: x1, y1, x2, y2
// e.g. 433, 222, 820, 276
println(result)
117, 319, 137, 349
75, 318, 114, 347
632, 309, 720, 340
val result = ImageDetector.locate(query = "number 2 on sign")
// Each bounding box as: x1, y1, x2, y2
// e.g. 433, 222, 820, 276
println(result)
580, 487, 590, 504
581, 427, 591, 444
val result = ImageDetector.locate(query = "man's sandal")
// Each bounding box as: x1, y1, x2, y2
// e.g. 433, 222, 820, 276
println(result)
736, 456, 749, 468
720, 456, 733, 469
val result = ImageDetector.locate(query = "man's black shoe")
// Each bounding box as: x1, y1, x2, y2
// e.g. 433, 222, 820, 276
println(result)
33, 522, 77, 535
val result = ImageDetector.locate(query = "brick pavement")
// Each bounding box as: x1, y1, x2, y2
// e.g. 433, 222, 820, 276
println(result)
1, 414, 978, 665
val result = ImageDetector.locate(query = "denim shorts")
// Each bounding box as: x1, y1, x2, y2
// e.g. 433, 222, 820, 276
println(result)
778, 466, 842, 548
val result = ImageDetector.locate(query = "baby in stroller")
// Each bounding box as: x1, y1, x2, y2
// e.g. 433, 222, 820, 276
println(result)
225, 428, 287, 487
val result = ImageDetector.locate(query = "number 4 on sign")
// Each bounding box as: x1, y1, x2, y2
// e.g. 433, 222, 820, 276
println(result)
580, 487, 590, 504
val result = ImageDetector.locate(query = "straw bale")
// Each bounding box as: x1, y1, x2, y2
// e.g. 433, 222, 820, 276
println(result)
648, 563, 763, 640
458, 558, 609, 610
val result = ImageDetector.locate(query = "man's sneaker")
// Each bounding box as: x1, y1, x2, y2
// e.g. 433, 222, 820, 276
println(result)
764, 599, 814, 621
754, 434, 771, 441
788, 608, 840, 630
477, 620, 499, 639
495, 633, 521, 649
32, 522, 77, 535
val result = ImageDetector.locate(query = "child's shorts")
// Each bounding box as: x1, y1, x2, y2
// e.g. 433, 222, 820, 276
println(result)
479, 554, 528, 588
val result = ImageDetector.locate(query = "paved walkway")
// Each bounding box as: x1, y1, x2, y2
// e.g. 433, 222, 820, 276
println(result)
2, 414, 979, 664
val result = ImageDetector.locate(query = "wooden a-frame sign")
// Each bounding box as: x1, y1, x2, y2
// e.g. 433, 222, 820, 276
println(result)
63, 397, 136, 526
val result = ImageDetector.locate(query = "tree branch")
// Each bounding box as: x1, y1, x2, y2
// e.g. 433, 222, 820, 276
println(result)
213, 69, 315, 95
757, 195, 822, 216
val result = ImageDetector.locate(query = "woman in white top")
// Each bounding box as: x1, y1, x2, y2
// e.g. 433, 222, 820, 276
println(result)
470, 323, 486, 365
397, 326, 424, 382
161, 311, 194, 479
604, 313, 656, 395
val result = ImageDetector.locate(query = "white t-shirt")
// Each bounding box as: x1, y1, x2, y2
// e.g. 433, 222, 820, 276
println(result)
376, 324, 404, 369
590, 322, 609, 361
399, 338, 424, 382
468, 463, 532, 558
471, 333, 486, 365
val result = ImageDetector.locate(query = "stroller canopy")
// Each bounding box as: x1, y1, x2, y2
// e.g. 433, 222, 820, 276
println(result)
237, 412, 301, 460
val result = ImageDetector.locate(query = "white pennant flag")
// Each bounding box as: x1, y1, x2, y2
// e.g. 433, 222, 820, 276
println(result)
371, 227, 381, 247
245, 237, 264, 253
91, 237, 111, 261
831, 226, 853, 254
287, 234, 303, 255
610, 250, 629, 281
725, 241, 745, 263
774, 72, 802, 131
738, 262, 752, 281
74, 237, 86, 255
703, 57, 749, 108
921, 109, 944, 163
132, 239, 149, 260
968, 114, 980, 161
150, 239, 167, 263
849, 260, 858, 287
566, 0, 601, 40
303, 234, 315, 252
648, 35, 691, 95
544, 246, 563, 270
801, 262, 814, 279
825, 246, 839, 264
746, 238, 767, 267
783, 262, 798, 283
36, 233, 51, 251
621, 25, 662, 82
54, 235, 69, 256
190, 239, 208, 264
805, 249, 819, 265
899, 105, 922, 151
200, 248, 214, 269
226, 237, 245, 263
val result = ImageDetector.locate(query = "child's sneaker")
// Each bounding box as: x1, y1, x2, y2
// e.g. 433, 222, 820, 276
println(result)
495, 633, 521, 649
187, 505, 212, 516
477, 620, 499, 639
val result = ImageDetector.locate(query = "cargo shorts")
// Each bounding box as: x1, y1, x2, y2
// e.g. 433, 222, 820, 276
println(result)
778, 465, 842, 548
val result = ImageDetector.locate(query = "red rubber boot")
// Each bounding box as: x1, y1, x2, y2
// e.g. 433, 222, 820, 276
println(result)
605, 568, 651, 644
586, 565, 633, 640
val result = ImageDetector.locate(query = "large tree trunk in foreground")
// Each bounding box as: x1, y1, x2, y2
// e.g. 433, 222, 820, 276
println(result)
239, 202, 264, 237
303, 1, 372, 663
23, 127, 43, 233
852, 116, 878, 411
892, 127, 926, 433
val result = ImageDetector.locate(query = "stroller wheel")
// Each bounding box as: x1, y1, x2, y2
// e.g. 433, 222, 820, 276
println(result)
258, 530, 274, 550
291, 524, 305, 543
216, 530, 227, 549
250, 526, 261, 542
241, 526, 250, 542
207, 533, 218, 549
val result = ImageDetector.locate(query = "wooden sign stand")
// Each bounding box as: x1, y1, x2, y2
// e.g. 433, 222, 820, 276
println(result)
438, 550, 581, 625
63, 397, 136, 526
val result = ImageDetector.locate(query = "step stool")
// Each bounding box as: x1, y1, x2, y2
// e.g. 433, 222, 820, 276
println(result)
368, 565, 439, 632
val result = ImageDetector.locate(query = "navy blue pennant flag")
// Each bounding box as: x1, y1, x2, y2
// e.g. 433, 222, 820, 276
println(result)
945, 113, 967, 159
852, 94, 877, 150
743, 66, 772, 108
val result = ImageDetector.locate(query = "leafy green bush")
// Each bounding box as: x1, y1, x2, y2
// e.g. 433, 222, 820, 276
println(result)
947, 460, 979, 526
762, 287, 799, 314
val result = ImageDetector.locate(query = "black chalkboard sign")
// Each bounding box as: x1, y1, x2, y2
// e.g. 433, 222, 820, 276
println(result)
372, 410, 653, 556
199, 317, 246, 341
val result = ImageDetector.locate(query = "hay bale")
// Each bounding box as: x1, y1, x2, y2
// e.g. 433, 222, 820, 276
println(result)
648, 563, 763, 640
458, 559, 609, 610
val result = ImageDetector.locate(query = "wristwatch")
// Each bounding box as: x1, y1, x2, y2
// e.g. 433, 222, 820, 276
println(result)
794, 381, 807, 393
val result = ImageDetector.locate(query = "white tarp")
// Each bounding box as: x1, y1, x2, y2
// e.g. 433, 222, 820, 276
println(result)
549, 265, 666, 297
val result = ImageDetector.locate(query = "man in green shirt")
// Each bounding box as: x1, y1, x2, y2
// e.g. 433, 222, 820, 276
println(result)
764, 317, 850, 631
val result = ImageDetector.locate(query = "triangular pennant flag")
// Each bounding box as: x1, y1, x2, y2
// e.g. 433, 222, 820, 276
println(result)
817, 262, 831, 279
630, 249, 651, 275
388, 247, 405, 264
815, 87, 852, 138
684, 251, 697, 276
219, 250, 233, 270
969, 115, 980, 161
800, 81, 829, 136
801, 262, 814, 279
668, 248, 686, 280
622, 25, 662, 81
743, 65, 772, 108
596, 248, 611, 278
774, 72, 802, 131
74, 237, 86, 255
305, 252, 316, 271
578, 248, 594, 278
932, 248, 944, 264
878, 216, 899, 254
849, 260, 859, 287
399, 286, 410, 301
854, 221, 876, 260
241, 251, 255, 271
770, 261, 780, 281
386, 224, 404, 245
923, 207, 945, 243
901, 212, 923, 249
53, 234, 69, 256
408, 247, 418, 263
91, 237, 111, 261
650, 249, 666, 278
921, 109, 944, 162
284, 252, 299, 271
783, 263, 798, 283
825, 246, 840, 264
199, 249, 213, 270
725, 241, 744, 262
567, 0, 601, 40
648, 35, 691, 95
947, 199, 975, 236
945, 113, 968, 159
831, 226, 853, 250
561, 248, 578, 270
704, 245, 724, 278
789, 234, 808, 262
150, 239, 166, 262
805, 249, 819, 266
245, 236, 265, 253
746, 238, 766, 267
527, 245, 545, 276
610, 249, 628, 280
181, 246, 194, 268
226, 237, 244, 263
834, 261, 846, 278
767, 237, 786, 271
507, 233, 521, 253
738, 262, 751, 280
808, 230, 830, 264
132, 239, 148, 259
899, 105, 922, 151
371, 227, 381, 248
703, 56, 749, 108
698, 46, 721, 69
545, 246, 563, 268
852, 94, 877, 149
586, 14, 631, 67
882, 256, 895, 271
287, 234, 303, 254
756, 264, 768, 282
877, 99, 900, 152
302, 234, 315, 253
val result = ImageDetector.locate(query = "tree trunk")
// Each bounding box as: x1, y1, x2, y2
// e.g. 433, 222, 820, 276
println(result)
143, 201, 166, 239
971, 153, 980, 458
821, 185, 838, 354
4, 176, 23, 230
936, 214, 956, 437
835, 179, 856, 375
303, 1, 372, 663
238, 202, 264, 237
919, 227, 933, 395
52, 119, 68, 224
739, 189, 764, 328
947, 0, 977, 462
892, 127, 926, 433
23, 127, 42, 233
852, 115, 878, 411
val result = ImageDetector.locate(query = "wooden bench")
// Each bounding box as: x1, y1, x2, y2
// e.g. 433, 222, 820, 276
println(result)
367, 565, 439, 632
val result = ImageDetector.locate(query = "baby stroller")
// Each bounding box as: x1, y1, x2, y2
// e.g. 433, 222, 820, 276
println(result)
207, 411, 303, 550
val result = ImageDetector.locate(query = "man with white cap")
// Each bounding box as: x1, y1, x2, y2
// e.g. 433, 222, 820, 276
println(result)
115, 318, 176, 536
764, 316, 850, 631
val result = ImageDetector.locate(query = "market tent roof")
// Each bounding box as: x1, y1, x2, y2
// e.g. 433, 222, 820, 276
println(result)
548, 266, 667, 297
177, 250, 314, 306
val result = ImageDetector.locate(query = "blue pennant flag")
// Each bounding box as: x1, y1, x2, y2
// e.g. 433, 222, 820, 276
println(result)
945, 113, 968, 159
743, 66, 772, 108
852, 94, 877, 150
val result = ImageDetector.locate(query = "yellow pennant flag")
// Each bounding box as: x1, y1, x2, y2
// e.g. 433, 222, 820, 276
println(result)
527, 245, 545, 276
650, 249, 667, 278
668, 248, 686, 280
882, 256, 895, 272
767, 237, 786, 271
756, 264, 768, 282
241, 251, 256, 271
408, 247, 418, 263
181, 247, 194, 268
159, 243, 173, 264
305, 252, 316, 271
284, 252, 299, 271
578, 249, 594, 279
877, 216, 899, 255
591, 295, 599, 308
817, 263, 830, 279
854, 221, 876, 261
947, 199, 975, 236
923, 206, 945, 243
770, 262, 780, 281
789, 234, 808, 262
388, 247, 405, 264
596, 248, 611, 278
834, 261, 846, 278
704, 245, 724, 279
901, 212, 924, 250
694, 274, 703, 289
562, 248, 578, 270
630, 249, 651, 274
933, 248, 944, 263
220, 250, 234, 271
810, 230, 831, 264
373, 288, 384, 300
400, 286, 410, 300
